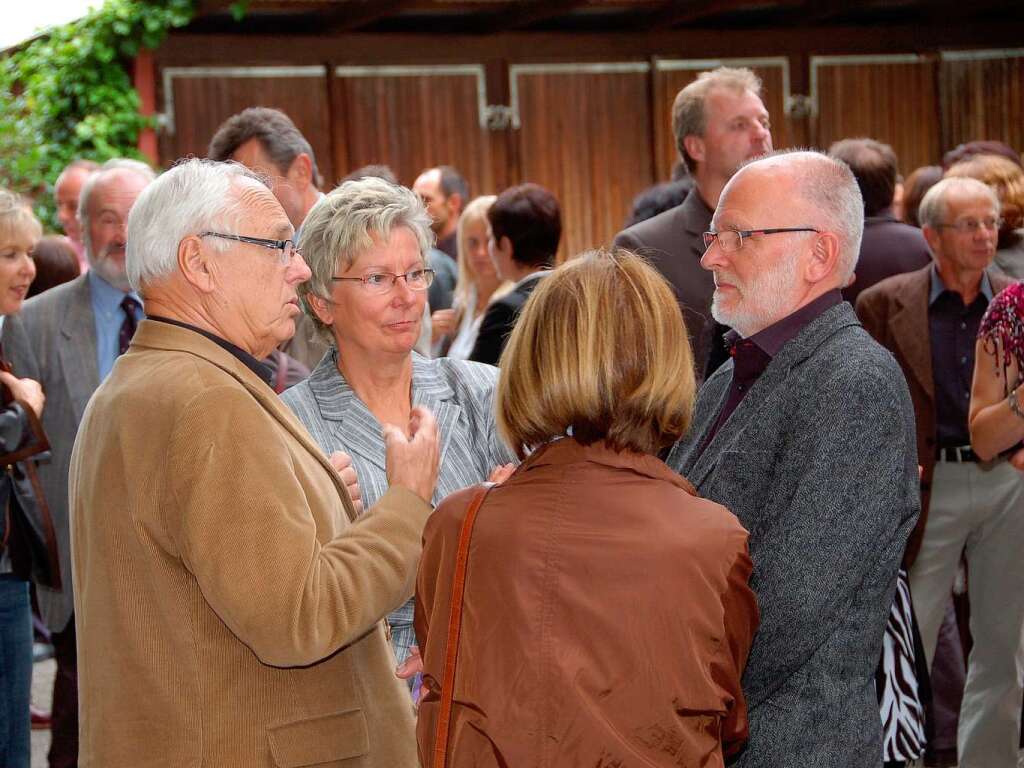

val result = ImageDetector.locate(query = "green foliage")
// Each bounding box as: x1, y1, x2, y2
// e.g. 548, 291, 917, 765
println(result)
0, 0, 194, 229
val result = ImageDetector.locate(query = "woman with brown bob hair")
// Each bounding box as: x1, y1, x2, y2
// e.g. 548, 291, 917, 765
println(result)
415, 248, 758, 767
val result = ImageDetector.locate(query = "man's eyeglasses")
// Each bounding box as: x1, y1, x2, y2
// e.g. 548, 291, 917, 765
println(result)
934, 218, 1002, 234
200, 232, 300, 265
702, 227, 820, 253
331, 268, 435, 295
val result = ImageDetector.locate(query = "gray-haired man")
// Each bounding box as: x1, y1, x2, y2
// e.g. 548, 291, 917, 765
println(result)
668, 150, 919, 767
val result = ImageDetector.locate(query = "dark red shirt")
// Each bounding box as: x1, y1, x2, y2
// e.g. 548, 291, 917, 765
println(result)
701, 289, 844, 451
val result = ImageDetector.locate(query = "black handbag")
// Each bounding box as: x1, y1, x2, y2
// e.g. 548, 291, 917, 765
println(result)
0, 358, 61, 589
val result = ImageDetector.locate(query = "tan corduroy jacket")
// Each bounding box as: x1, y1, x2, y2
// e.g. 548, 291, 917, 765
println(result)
69, 319, 430, 767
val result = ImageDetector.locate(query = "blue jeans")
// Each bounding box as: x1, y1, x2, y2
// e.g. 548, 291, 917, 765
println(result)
0, 574, 32, 768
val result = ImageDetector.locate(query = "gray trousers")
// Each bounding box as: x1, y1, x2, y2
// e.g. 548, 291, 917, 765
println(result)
910, 458, 1024, 768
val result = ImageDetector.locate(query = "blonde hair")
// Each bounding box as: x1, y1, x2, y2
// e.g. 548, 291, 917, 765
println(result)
0, 189, 42, 246
945, 154, 1024, 231
452, 195, 511, 321
497, 248, 696, 458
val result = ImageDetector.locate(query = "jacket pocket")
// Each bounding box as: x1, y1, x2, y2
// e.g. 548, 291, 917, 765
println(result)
267, 708, 369, 767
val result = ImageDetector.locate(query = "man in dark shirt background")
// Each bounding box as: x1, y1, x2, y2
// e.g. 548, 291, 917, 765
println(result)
857, 176, 1021, 768
829, 138, 932, 306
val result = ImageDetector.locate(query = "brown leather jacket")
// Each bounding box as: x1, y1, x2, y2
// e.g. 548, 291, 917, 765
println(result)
416, 438, 758, 767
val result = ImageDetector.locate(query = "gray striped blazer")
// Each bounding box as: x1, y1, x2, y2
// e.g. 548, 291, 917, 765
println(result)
281, 349, 517, 665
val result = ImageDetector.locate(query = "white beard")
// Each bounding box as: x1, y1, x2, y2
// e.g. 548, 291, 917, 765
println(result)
711, 252, 801, 337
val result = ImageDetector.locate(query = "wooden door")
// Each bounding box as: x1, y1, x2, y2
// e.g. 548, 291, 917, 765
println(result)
508, 62, 653, 261
331, 64, 494, 195
158, 66, 333, 181
810, 54, 941, 175
940, 49, 1024, 156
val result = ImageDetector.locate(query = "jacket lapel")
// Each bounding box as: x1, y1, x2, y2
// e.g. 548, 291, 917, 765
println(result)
888, 271, 934, 404
307, 359, 388, 476
410, 354, 459, 472
689, 304, 862, 487
57, 276, 100, 423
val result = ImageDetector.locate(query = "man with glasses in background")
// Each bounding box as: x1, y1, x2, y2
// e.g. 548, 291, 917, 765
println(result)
858, 176, 1021, 768
668, 150, 919, 767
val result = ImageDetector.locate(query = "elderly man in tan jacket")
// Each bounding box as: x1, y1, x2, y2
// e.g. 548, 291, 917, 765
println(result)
69, 158, 439, 767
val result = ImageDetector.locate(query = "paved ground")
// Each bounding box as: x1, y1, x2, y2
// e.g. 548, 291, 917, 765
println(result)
24, 654, 1024, 768
30, 657, 55, 767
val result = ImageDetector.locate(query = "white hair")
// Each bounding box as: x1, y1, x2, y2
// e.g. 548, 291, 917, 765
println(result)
918, 176, 1000, 230
733, 149, 864, 282
126, 158, 262, 292
77, 158, 156, 243
298, 176, 433, 344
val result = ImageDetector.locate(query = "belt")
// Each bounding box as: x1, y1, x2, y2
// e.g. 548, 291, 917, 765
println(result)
935, 445, 978, 463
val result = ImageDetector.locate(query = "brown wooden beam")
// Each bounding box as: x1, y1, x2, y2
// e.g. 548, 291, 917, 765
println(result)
639, 0, 802, 30
485, 0, 592, 32
317, 0, 421, 33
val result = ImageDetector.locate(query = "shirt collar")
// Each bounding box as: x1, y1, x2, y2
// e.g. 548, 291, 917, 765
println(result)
929, 263, 994, 306
727, 288, 844, 358
88, 269, 141, 311
146, 315, 272, 386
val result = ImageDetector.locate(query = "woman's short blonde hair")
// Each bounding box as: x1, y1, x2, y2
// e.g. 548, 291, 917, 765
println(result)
497, 248, 696, 458
0, 189, 42, 247
298, 176, 433, 344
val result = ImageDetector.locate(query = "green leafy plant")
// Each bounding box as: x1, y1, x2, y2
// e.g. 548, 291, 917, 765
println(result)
0, 0, 194, 229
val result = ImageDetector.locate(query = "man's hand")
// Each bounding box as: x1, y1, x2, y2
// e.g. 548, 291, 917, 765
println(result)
384, 406, 440, 504
0, 372, 44, 418
329, 451, 362, 515
431, 309, 456, 344
396, 645, 428, 705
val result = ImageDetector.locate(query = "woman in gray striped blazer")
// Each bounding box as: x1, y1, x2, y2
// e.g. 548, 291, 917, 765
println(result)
281, 177, 517, 672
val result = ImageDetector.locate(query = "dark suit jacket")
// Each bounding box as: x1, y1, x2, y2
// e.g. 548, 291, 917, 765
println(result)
614, 188, 716, 376
855, 265, 1012, 566
468, 272, 545, 366
667, 302, 919, 768
843, 212, 932, 306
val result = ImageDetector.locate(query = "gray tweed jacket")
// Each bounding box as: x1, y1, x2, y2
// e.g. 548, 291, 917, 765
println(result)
281, 349, 516, 664
667, 301, 919, 768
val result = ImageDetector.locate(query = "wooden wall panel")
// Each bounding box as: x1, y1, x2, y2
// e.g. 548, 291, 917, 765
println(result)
811, 56, 941, 175
330, 67, 494, 197
511, 65, 653, 262
653, 59, 794, 183
159, 69, 333, 181
940, 51, 1024, 155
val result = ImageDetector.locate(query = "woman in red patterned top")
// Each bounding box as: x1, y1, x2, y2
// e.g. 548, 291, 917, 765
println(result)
970, 281, 1024, 464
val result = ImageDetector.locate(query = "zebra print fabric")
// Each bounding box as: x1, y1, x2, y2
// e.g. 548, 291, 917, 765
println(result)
878, 568, 926, 761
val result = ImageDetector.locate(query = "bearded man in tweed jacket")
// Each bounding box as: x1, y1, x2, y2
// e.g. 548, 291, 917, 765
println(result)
668, 150, 919, 767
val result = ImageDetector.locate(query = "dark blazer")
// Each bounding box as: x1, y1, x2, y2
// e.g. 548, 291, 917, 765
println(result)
614, 188, 716, 375
468, 272, 545, 366
667, 302, 919, 768
843, 212, 932, 306
855, 265, 1013, 566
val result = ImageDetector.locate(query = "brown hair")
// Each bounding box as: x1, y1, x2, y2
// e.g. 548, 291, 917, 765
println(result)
945, 153, 1024, 234
497, 248, 696, 458
487, 183, 561, 269
828, 138, 899, 217
901, 165, 943, 227
28, 236, 81, 297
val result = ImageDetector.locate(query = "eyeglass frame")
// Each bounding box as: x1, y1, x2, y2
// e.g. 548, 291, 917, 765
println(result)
199, 231, 301, 264
933, 218, 1003, 234
330, 267, 436, 293
702, 227, 821, 252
